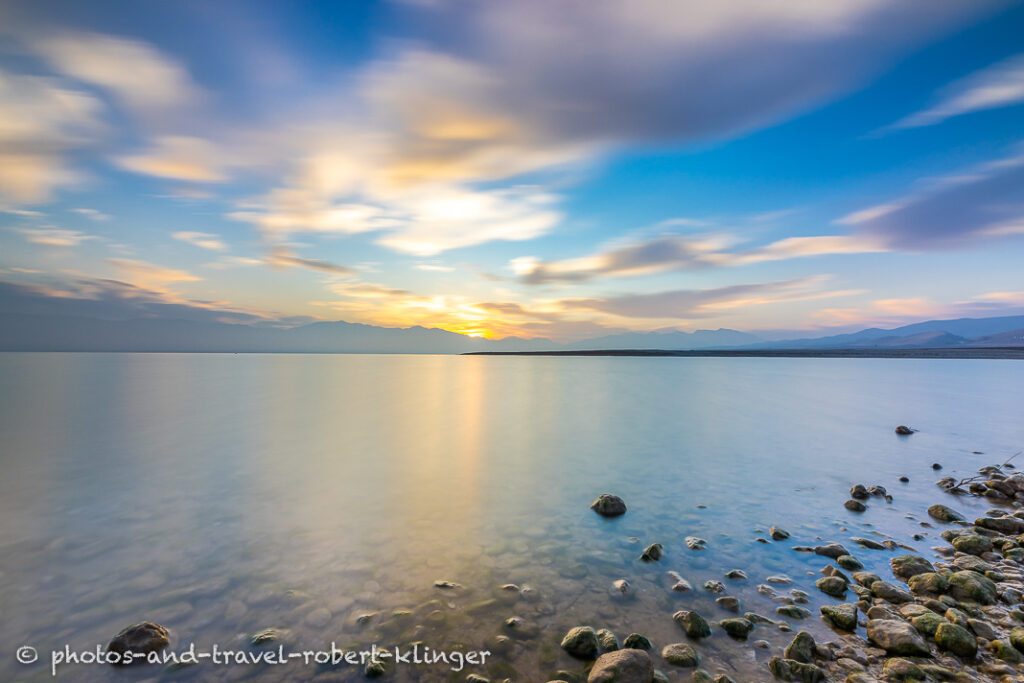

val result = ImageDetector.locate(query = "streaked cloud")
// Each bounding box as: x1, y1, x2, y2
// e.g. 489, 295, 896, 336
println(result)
172, 231, 227, 251
106, 258, 202, 290
840, 150, 1024, 248
266, 247, 354, 275
18, 227, 97, 247
890, 54, 1024, 129
117, 136, 228, 183
70, 208, 111, 221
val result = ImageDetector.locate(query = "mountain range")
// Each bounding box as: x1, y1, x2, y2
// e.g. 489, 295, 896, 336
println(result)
1, 281, 1023, 353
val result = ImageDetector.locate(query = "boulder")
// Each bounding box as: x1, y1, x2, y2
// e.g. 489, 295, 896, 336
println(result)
661, 643, 700, 668
106, 622, 170, 664
587, 648, 654, 683
561, 626, 600, 659
865, 619, 931, 656
591, 494, 627, 517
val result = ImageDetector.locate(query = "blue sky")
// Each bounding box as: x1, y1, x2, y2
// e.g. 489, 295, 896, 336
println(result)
1, 0, 1023, 341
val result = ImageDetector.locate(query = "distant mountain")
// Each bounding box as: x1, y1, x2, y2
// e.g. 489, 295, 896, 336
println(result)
966, 328, 1024, 348
747, 315, 1024, 350
567, 328, 763, 350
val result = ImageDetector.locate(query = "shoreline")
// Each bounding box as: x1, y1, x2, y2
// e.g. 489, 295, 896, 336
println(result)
463, 348, 1024, 359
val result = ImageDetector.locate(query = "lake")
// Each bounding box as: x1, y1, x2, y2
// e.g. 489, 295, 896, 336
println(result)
0, 353, 1021, 681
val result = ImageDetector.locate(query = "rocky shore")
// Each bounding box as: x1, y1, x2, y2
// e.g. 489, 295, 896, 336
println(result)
95, 437, 1024, 682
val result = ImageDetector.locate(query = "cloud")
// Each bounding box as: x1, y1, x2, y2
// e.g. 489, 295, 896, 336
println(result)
266, 247, 355, 275
0, 70, 104, 203
106, 258, 202, 290
117, 136, 228, 182
18, 227, 97, 247
559, 276, 856, 320
814, 291, 1024, 328
515, 231, 886, 284
31, 31, 200, 116
839, 151, 1024, 248
890, 53, 1024, 129
172, 231, 227, 251
70, 207, 110, 221
415, 264, 455, 272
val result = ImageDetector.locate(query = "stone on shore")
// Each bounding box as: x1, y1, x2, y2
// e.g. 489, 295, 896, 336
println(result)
587, 648, 654, 683
820, 604, 858, 631
866, 619, 931, 656
673, 610, 711, 639
622, 633, 652, 651
591, 494, 627, 517
661, 643, 700, 668
934, 622, 977, 657
947, 570, 997, 605
783, 631, 815, 663
768, 656, 824, 682
927, 504, 964, 522
815, 576, 847, 598
890, 555, 934, 580
561, 626, 600, 659
597, 629, 619, 652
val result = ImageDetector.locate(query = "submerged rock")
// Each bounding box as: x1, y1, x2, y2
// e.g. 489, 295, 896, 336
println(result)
640, 543, 662, 562
661, 643, 700, 668
107, 622, 170, 664
587, 648, 653, 683
673, 610, 711, 639
622, 633, 652, 651
561, 626, 600, 659
719, 618, 753, 639
685, 536, 707, 550
591, 494, 627, 517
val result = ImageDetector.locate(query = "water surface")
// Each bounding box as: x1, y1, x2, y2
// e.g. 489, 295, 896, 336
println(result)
0, 353, 1021, 681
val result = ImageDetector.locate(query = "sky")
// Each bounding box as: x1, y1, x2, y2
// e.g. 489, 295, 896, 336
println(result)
1, 0, 1023, 342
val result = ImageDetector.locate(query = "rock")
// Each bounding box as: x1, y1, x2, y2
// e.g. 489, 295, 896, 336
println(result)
770, 526, 790, 540
852, 537, 886, 550
1009, 626, 1024, 652
907, 572, 948, 596
976, 516, 1024, 534
816, 576, 847, 598
844, 499, 866, 512
836, 555, 863, 571
870, 581, 913, 603
591, 494, 627, 517
852, 571, 881, 586
895, 425, 915, 435
106, 622, 170, 663
716, 596, 740, 611
890, 555, 935, 580
719, 618, 753, 639
882, 657, 925, 680
813, 543, 850, 559
434, 579, 461, 589
932, 463, 943, 470
820, 604, 858, 631
661, 643, 700, 668
784, 631, 816, 663
967, 618, 996, 641
611, 579, 635, 600
768, 656, 824, 682
249, 628, 279, 646
364, 660, 386, 678
952, 534, 993, 555
990, 639, 1023, 663
597, 629, 620, 652
934, 622, 977, 657
623, 633, 652, 651
673, 610, 711, 639
703, 580, 725, 594
691, 671, 714, 683
561, 626, 600, 659
900, 476, 910, 482
865, 619, 931, 656
640, 543, 663, 562
947, 570, 997, 605
850, 484, 869, 500
724, 569, 747, 580
911, 612, 944, 637
587, 648, 654, 683
776, 605, 811, 620
685, 536, 707, 550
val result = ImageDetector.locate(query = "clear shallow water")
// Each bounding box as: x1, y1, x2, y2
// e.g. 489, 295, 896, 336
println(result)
0, 353, 1022, 682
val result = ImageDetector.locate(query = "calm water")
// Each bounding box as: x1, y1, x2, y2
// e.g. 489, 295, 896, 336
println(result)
0, 353, 1022, 682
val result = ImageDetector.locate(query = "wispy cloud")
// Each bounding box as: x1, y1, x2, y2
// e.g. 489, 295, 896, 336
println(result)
889, 53, 1024, 129
839, 150, 1024, 248
117, 136, 228, 183
18, 227, 97, 247
172, 231, 227, 251
70, 207, 111, 221
266, 247, 354, 275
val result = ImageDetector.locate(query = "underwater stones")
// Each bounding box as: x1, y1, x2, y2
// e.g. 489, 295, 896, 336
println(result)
667, 571, 693, 592
623, 633, 652, 651
866, 619, 931, 657
890, 555, 935, 580
947, 570, 997, 605
561, 626, 600, 659
934, 622, 977, 658
685, 536, 707, 550
640, 543, 663, 562
674, 610, 711, 639
927, 504, 964, 523
591, 494, 627, 517
813, 543, 850, 559
770, 526, 790, 540
434, 579, 461, 589
783, 631, 815, 663
611, 579, 635, 600
820, 604, 858, 631
703, 580, 725, 594
816, 576, 847, 598
719, 618, 753, 639
716, 596, 740, 612
106, 622, 170, 663
587, 648, 653, 683
597, 629, 620, 652
249, 628, 279, 646
661, 643, 700, 668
